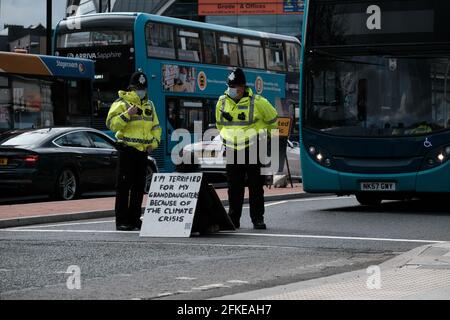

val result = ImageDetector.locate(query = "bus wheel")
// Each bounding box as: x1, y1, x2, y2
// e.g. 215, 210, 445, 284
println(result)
356, 194, 382, 206
54, 168, 79, 200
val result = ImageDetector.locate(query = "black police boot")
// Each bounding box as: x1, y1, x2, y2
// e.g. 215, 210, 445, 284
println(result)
229, 215, 240, 229
253, 219, 266, 230
133, 220, 142, 231
116, 224, 136, 231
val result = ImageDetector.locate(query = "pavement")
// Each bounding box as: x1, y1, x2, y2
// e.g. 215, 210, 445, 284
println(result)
1, 182, 450, 300
214, 241, 450, 300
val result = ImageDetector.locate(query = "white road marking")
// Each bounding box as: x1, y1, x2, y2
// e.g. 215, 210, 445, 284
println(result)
1, 229, 139, 234
227, 280, 249, 284
289, 196, 354, 203
175, 277, 197, 280
15, 220, 115, 229
241, 196, 353, 209
2, 196, 440, 245
192, 283, 230, 290
1, 227, 444, 244
222, 232, 445, 244
264, 200, 288, 207
8, 196, 349, 230
157, 292, 173, 297
176, 290, 193, 294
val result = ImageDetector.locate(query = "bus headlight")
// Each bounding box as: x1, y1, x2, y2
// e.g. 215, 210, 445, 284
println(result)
421, 145, 450, 170
308, 145, 332, 167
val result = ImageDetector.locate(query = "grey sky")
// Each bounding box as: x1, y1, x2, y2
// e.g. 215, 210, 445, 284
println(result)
0, 0, 67, 29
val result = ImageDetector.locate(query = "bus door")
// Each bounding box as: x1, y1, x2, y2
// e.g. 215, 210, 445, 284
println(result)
166, 97, 217, 157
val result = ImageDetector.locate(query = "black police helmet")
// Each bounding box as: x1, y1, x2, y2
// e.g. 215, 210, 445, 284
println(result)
129, 71, 148, 90
227, 68, 246, 86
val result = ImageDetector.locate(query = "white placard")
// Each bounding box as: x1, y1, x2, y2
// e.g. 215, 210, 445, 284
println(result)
140, 173, 203, 237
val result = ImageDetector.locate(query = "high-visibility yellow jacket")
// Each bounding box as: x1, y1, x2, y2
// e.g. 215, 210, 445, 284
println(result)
106, 90, 162, 152
215, 87, 278, 150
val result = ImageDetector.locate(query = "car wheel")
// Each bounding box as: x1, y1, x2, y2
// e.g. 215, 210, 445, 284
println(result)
356, 194, 382, 206
144, 165, 154, 194
54, 168, 79, 200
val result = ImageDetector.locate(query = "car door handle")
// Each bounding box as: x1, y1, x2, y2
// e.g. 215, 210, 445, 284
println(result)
76, 155, 83, 159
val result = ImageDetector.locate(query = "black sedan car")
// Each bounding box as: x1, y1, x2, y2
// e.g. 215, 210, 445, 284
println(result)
0, 127, 158, 200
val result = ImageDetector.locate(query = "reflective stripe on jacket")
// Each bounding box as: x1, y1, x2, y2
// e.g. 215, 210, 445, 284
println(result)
106, 90, 162, 152
215, 87, 278, 150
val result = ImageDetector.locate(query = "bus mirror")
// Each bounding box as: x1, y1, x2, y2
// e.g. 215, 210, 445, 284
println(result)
357, 79, 367, 121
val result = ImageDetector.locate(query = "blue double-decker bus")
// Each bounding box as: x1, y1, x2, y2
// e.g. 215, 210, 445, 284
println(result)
300, 0, 450, 205
54, 13, 301, 172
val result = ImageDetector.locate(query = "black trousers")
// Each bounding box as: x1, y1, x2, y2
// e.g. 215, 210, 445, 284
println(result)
226, 148, 265, 224
115, 144, 147, 227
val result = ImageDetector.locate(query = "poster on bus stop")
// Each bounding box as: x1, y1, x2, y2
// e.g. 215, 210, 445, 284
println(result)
140, 173, 203, 237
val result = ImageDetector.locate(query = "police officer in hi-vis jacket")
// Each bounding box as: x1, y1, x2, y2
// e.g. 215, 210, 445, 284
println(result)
215, 68, 278, 229
106, 71, 162, 231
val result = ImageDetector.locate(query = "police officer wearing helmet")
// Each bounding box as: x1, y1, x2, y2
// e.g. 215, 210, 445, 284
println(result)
215, 68, 278, 229
106, 70, 162, 231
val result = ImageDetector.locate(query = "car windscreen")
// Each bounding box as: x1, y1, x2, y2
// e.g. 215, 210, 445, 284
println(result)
0, 129, 52, 146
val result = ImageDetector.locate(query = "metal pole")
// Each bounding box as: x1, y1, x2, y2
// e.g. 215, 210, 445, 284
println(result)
46, 0, 52, 55
285, 155, 294, 188
108, 0, 111, 12
99, 0, 102, 13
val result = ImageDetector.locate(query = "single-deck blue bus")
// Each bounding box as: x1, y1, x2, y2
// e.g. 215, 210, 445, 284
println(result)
300, 0, 450, 205
0, 52, 94, 131
54, 13, 301, 171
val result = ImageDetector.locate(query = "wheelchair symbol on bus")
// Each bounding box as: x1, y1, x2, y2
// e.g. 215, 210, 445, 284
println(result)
424, 138, 432, 148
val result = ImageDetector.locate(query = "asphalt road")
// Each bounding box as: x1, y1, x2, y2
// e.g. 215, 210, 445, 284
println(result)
1, 196, 450, 300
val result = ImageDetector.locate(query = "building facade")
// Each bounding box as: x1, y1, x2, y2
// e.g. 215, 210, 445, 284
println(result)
0, 24, 47, 54
65, 0, 303, 38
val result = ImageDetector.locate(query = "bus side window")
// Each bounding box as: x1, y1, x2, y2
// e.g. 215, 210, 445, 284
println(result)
11, 76, 52, 129
286, 42, 300, 73
203, 31, 217, 64
146, 23, 175, 59
265, 40, 286, 72
217, 34, 242, 67
242, 38, 265, 69
176, 28, 202, 63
